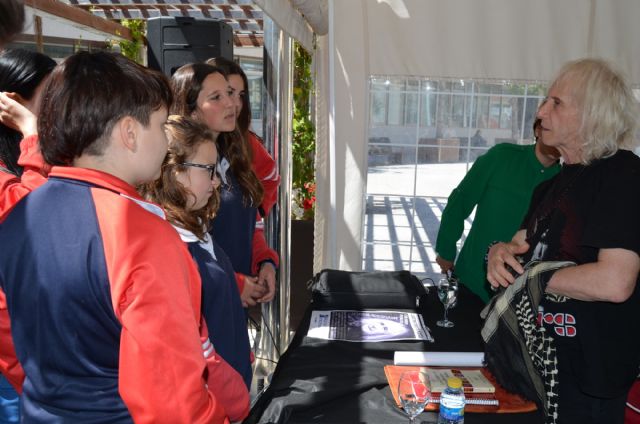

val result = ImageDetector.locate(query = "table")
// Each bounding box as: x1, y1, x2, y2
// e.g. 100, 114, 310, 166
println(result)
244, 283, 543, 424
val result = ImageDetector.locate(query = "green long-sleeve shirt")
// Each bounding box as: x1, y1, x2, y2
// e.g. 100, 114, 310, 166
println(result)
435, 143, 560, 302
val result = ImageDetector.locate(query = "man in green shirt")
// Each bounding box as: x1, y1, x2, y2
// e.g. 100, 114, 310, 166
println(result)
435, 121, 560, 302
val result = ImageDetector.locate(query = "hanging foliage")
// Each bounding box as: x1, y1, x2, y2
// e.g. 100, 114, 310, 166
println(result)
291, 41, 316, 220
117, 19, 145, 64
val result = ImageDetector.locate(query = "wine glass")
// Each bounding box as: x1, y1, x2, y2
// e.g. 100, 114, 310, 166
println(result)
397, 370, 430, 423
436, 275, 458, 328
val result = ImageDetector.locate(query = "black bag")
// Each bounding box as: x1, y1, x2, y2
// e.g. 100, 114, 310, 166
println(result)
308, 269, 427, 310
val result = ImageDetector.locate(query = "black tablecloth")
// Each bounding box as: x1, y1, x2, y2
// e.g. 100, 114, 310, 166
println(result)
244, 284, 543, 424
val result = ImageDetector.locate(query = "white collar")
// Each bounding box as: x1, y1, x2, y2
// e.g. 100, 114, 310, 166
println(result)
171, 224, 216, 260
217, 157, 231, 186
120, 194, 166, 219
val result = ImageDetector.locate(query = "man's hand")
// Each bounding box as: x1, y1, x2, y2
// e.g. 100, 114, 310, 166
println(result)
436, 255, 454, 274
256, 262, 276, 303
240, 275, 266, 307
487, 230, 529, 288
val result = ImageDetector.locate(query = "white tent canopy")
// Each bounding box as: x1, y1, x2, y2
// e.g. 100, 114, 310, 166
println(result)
258, 0, 640, 272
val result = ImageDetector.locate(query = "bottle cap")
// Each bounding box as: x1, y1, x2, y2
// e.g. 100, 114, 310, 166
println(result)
447, 377, 462, 389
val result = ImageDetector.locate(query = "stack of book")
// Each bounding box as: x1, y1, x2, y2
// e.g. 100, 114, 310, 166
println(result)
423, 368, 497, 406
384, 365, 537, 413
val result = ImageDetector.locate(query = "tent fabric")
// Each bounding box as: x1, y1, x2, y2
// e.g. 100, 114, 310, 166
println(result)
366, 0, 640, 84
253, 0, 314, 52
314, 1, 370, 271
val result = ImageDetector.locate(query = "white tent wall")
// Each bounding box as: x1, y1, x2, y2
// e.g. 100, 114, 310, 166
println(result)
257, 0, 640, 274
314, 1, 371, 271
366, 0, 640, 83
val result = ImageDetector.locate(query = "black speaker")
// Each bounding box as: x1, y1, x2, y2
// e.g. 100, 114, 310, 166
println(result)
146, 17, 233, 76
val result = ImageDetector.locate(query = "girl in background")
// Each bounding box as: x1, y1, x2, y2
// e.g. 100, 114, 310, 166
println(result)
141, 115, 252, 389
0, 49, 56, 218
0, 48, 56, 424
171, 63, 276, 307
206, 57, 280, 218
206, 57, 280, 306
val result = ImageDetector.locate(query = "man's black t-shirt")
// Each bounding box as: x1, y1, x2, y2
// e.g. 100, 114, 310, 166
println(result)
520, 149, 640, 398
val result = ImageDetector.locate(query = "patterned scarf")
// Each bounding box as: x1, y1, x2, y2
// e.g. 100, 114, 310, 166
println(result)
481, 261, 575, 424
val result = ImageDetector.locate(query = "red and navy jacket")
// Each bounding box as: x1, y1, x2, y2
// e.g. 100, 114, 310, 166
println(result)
0, 134, 48, 222
0, 167, 239, 423
248, 131, 279, 218
182, 231, 252, 388
209, 167, 278, 293
0, 134, 48, 391
210, 133, 280, 292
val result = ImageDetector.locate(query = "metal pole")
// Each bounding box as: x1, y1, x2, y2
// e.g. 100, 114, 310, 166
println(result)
255, 16, 293, 386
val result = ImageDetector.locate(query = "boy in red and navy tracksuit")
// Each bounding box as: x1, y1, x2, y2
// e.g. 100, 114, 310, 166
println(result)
0, 52, 248, 423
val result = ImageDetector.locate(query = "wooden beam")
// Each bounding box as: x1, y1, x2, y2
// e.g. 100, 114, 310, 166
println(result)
24, 0, 133, 41
34, 15, 44, 52
14, 33, 112, 49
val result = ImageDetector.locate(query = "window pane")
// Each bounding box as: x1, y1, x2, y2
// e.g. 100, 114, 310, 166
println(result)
371, 91, 387, 125
500, 97, 512, 129
473, 96, 489, 128
405, 92, 418, 125
488, 96, 501, 129
365, 75, 552, 281
451, 95, 466, 127
420, 91, 436, 127
387, 83, 405, 126
527, 84, 547, 96
248, 77, 262, 120
523, 97, 543, 140
436, 94, 451, 134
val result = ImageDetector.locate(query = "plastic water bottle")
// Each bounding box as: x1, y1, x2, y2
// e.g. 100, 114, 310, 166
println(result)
438, 376, 465, 424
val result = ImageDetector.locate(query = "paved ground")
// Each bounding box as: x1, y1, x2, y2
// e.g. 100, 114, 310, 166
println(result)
363, 162, 474, 283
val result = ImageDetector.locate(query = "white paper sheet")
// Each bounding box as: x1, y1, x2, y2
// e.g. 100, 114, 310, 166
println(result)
393, 351, 484, 366
307, 310, 433, 342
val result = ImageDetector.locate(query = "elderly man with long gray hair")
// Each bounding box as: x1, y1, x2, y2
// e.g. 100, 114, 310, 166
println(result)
487, 58, 640, 424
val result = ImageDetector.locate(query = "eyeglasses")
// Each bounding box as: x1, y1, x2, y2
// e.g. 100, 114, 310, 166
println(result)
180, 162, 219, 180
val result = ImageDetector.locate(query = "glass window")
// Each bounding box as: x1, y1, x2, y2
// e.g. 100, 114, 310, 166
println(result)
404, 80, 419, 125
451, 95, 466, 127
238, 57, 264, 134
371, 91, 387, 125
473, 95, 489, 128
387, 81, 406, 126
500, 97, 513, 129
364, 75, 551, 281
420, 90, 436, 127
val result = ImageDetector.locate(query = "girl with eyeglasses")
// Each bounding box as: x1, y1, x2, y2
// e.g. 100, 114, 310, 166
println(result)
140, 115, 252, 390
171, 63, 277, 311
